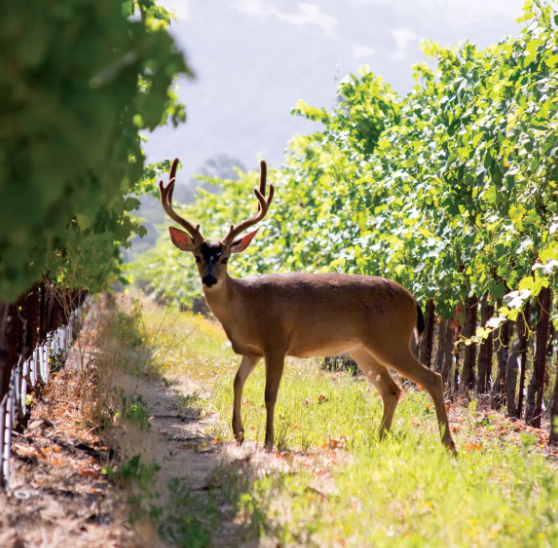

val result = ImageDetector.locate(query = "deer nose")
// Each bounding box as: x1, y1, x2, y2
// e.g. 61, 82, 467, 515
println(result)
202, 275, 217, 287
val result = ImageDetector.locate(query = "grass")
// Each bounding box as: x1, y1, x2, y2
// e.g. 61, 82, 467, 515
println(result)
119, 393, 152, 431
212, 367, 558, 547
130, 295, 558, 547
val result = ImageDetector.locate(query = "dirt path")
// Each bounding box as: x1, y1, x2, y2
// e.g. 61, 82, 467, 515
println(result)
132, 375, 221, 491
131, 372, 280, 548
0, 301, 268, 548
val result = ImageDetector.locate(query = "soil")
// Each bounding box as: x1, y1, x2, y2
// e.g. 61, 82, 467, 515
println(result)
0, 322, 275, 548
129, 373, 281, 548
0, 366, 137, 548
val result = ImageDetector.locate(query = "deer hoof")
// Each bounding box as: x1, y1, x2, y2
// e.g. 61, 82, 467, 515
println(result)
234, 430, 245, 444
445, 439, 458, 456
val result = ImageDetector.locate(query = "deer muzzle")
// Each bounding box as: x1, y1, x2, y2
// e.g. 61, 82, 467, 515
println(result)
202, 274, 217, 287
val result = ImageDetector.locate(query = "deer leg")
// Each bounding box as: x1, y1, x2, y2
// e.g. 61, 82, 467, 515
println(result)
350, 348, 401, 440
263, 351, 285, 451
370, 346, 457, 454
232, 355, 260, 443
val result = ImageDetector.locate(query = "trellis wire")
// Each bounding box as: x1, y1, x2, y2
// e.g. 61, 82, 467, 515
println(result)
0, 301, 85, 489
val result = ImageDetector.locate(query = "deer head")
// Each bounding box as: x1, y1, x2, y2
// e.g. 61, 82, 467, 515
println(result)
159, 158, 274, 289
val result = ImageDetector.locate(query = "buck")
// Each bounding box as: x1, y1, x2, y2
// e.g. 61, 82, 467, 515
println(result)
159, 158, 456, 453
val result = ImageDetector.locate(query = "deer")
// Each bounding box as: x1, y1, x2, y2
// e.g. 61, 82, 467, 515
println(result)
159, 158, 456, 454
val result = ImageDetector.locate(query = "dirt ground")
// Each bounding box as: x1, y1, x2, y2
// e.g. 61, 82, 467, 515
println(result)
124, 372, 286, 548
0, 364, 138, 548
0, 319, 277, 548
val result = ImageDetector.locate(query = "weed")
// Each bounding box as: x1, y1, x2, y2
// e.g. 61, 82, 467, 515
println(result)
157, 479, 212, 548
110, 454, 160, 490
119, 392, 151, 431
168, 391, 202, 420
106, 454, 161, 523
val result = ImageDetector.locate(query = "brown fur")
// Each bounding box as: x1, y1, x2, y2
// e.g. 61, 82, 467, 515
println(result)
206, 273, 416, 358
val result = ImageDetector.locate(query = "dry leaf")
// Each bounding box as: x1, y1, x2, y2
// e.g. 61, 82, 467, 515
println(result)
79, 467, 97, 477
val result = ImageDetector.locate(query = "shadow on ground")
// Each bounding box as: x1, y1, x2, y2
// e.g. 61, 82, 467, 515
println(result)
133, 374, 282, 548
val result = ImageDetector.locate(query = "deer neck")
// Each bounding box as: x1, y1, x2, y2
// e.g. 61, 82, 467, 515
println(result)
202, 272, 238, 325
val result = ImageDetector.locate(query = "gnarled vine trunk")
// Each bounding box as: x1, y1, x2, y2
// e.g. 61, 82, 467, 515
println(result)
492, 298, 511, 408
441, 318, 456, 394
550, 365, 558, 445
460, 295, 478, 397
454, 319, 462, 395
526, 287, 552, 428
517, 301, 531, 419
505, 336, 521, 419
435, 318, 447, 374
419, 299, 435, 369
477, 294, 494, 394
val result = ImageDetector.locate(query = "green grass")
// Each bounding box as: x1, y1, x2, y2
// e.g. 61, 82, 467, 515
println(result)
135, 297, 558, 547
131, 297, 236, 380
210, 365, 558, 547
119, 392, 152, 431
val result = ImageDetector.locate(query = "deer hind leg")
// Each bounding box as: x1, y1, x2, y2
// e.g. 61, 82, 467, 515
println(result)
263, 350, 286, 451
350, 347, 401, 440
369, 345, 456, 454
232, 355, 260, 443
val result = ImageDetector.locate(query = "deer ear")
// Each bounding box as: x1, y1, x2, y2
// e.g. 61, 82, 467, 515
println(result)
169, 227, 196, 251
230, 229, 258, 253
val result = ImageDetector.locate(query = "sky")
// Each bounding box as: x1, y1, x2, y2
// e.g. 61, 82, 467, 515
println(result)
144, 0, 527, 185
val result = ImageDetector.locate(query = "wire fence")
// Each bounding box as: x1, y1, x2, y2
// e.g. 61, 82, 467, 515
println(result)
0, 284, 86, 489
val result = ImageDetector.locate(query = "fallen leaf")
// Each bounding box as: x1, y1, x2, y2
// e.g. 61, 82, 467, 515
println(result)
79, 467, 97, 477
305, 486, 327, 501
14, 444, 37, 457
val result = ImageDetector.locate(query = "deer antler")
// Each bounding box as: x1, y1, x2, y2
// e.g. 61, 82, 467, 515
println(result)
159, 158, 204, 245
221, 160, 275, 247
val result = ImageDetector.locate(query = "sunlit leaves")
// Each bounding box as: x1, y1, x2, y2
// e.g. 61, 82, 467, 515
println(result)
137, 0, 558, 319
0, 0, 189, 301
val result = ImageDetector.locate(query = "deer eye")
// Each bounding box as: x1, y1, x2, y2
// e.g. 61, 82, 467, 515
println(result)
195, 256, 201, 263
221, 257, 229, 264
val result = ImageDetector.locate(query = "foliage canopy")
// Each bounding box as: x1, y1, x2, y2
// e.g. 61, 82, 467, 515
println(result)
0, 0, 190, 301
136, 0, 558, 325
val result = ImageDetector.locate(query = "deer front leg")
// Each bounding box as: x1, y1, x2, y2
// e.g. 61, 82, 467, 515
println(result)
232, 355, 260, 443
263, 351, 285, 451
